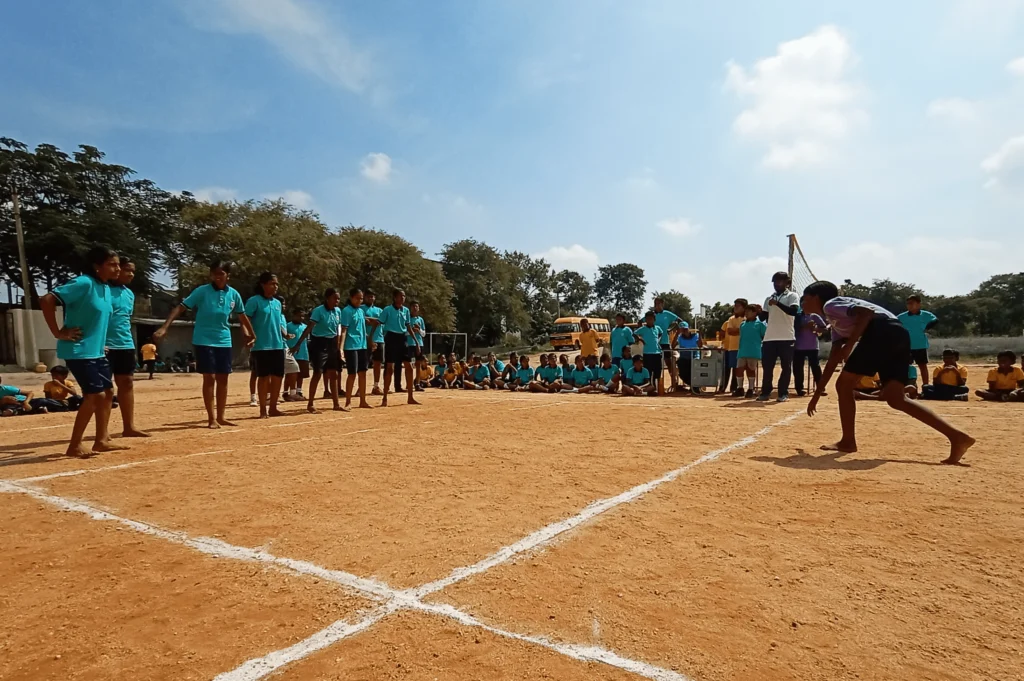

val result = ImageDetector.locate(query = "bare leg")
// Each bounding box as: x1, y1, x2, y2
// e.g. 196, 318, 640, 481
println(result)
66, 393, 99, 457
345, 370, 356, 409
918, 361, 930, 386
306, 372, 322, 413
357, 372, 372, 408
92, 389, 128, 452
216, 374, 235, 426
327, 370, 342, 410
257, 375, 270, 418
268, 375, 284, 416
372, 360, 382, 394
822, 372, 859, 453
666, 353, 679, 389
249, 369, 257, 396
880, 381, 975, 464
382, 364, 394, 406
114, 374, 149, 437
202, 373, 217, 428
404, 362, 419, 404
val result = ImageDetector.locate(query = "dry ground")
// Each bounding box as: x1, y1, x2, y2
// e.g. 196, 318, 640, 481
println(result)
1, 367, 1021, 680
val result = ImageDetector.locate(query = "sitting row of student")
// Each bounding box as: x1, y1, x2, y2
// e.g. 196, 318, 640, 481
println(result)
976, 350, 1024, 402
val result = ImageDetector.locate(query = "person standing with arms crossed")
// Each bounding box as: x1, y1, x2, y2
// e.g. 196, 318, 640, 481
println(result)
105, 257, 149, 437
758, 272, 800, 402
39, 246, 127, 457
154, 259, 255, 428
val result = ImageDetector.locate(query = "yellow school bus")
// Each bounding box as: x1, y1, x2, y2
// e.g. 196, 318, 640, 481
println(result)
549, 317, 612, 351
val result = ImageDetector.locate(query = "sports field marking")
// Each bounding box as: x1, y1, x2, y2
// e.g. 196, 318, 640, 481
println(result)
9, 449, 235, 484
510, 400, 572, 412
253, 428, 375, 449
268, 416, 352, 428
3, 422, 73, 433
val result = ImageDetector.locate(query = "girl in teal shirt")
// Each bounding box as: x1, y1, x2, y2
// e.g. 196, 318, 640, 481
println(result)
106, 258, 149, 438
244, 272, 288, 419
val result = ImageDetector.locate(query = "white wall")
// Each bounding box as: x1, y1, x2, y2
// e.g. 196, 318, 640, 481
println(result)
9, 308, 60, 369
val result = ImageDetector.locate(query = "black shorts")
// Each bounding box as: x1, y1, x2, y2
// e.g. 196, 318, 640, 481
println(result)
344, 348, 369, 374
143, 359, 156, 373
844, 318, 911, 386
106, 348, 136, 376
308, 336, 341, 374
66, 357, 114, 395
251, 349, 286, 378
661, 346, 675, 363
643, 354, 663, 379
195, 345, 233, 375
910, 348, 929, 365
371, 343, 384, 363
384, 332, 410, 365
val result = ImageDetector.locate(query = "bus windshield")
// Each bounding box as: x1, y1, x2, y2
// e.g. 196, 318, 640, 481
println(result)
553, 323, 580, 333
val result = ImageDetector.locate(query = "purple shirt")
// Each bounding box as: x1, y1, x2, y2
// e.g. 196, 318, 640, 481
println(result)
823, 297, 896, 341
795, 313, 825, 351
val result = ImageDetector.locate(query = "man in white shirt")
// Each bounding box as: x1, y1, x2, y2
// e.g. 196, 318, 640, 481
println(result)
758, 271, 801, 402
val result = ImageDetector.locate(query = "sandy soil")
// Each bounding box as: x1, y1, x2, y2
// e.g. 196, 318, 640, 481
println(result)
2, 368, 1022, 680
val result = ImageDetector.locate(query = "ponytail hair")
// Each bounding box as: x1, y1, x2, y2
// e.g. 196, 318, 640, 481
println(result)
254, 271, 277, 297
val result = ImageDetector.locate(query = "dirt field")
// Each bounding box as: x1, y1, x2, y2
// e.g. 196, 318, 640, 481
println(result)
1, 367, 1022, 681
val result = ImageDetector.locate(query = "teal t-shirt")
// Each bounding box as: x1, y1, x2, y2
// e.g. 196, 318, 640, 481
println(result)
310, 304, 342, 338
897, 311, 937, 350
361, 304, 385, 343
243, 295, 286, 351
538, 366, 562, 383
106, 285, 135, 350
182, 283, 244, 348
491, 359, 505, 374
53, 275, 112, 360
472, 364, 490, 382
517, 367, 535, 383
378, 304, 410, 335
619, 357, 634, 374
635, 325, 665, 355
610, 326, 635, 358
625, 367, 651, 385
654, 310, 685, 342
286, 322, 309, 360
0, 385, 26, 403
338, 304, 367, 351
738, 320, 767, 359
597, 366, 618, 385
407, 315, 425, 347
572, 367, 594, 385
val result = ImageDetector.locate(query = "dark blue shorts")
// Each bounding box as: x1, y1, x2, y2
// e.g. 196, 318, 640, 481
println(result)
194, 345, 233, 375
66, 357, 114, 395
725, 350, 738, 368
344, 348, 369, 374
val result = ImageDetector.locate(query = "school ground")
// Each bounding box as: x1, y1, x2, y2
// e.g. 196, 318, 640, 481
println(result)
1, 367, 1021, 681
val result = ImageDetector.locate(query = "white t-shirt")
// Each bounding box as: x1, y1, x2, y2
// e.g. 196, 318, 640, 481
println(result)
763, 290, 800, 342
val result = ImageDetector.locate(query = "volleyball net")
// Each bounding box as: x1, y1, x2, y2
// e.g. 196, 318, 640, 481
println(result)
787, 234, 818, 294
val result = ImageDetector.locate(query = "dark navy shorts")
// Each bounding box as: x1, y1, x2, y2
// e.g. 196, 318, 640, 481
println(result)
344, 348, 369, 374
66, 357, 114, 395
194, 345, 233, 375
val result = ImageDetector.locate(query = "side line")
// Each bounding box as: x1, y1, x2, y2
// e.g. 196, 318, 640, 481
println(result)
409, 411, 801, 598
254, 428, 375, 448
509, 401, 571, 412
10, 450, 235, 484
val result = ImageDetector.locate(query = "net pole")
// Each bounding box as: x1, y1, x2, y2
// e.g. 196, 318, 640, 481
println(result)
787, 234, 796, 282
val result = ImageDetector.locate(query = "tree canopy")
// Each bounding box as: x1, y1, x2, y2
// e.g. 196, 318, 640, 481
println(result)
595, 263, 647, 319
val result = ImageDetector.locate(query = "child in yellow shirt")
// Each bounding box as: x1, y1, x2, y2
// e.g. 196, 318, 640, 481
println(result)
41, 365, 84, 411
921, 349, 969, 401
976, 351, 1024, 402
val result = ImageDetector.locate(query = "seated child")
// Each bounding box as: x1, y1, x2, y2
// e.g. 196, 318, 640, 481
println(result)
618, 346, 635, 376
921, 349, 969, 401
853, 373, 881, 399
568, 355, 594, 393
581, 354, 619, 394
504, 356, 531, 391
976, 350, 1024, 402
0, 378, 43, 416
486, 353, 505, 383
621, 355, 655, 396
531, 354, 564, 393
41, 365, 84, 411
497, 352, 519, 389
559, 354, 574, 388
444, 353, 463, 389
431, 356, 448, 388
464, 355, 493, 390
415, 356, 432, 391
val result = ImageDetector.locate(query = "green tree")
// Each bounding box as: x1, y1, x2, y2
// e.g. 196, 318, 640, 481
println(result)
839, 278, 924, 316
504, 251, 556, 342
441, 239, 529, 344
1, 138, 187, 299
969, 273, 1024, 336
696, 302, 734, 339
928, 295, 975, 337
649, 289, 693, 323
594, 263, 647, 318
554, 269, 593, 315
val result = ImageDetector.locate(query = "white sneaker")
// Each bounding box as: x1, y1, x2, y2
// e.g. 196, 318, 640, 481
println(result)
249, 394, 258, 407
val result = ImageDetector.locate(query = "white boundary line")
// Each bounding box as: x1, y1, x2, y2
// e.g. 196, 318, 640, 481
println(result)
1, 411, 801, 681
13, 450, 235, 483
509, 400, 571, 412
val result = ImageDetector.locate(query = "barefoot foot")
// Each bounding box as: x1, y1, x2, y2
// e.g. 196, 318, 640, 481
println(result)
942, 434, 976, 465
93, 440, 130, 453
820, 441, 857, 454
407, 397, 421, 406
207, 421, 221, 429
358, 402, 373, 409
66, 445, 94, 459
268, 409, 286, 417
217, 419, 237, 427
121, 429, 151, 438
334, 405, 349, 412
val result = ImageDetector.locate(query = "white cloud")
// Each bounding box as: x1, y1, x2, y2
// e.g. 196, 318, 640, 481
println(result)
724, 25, 866, 169
185, 0, 371, 93
926, 98, 980, 123
192, 186, 238, 203
534, 244, 600, 272
360, 152, 392, 183
1008, 57, 1024, 75
981, 135, 1024, 188
263, 189, 314, 209
656, 218, 703, 238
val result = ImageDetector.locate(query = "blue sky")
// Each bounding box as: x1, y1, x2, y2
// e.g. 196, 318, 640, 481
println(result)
2, 0, 1022, 306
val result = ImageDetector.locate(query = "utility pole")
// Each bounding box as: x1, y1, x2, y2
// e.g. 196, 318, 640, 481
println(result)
12, 190, 38, 367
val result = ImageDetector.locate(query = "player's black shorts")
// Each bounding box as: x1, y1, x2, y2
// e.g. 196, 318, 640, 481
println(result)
643, 353, 663, 379
308, 336, 341, 374
106, 348, 136, 376
384, 332, 409, 365
344, 348, 369, 374
251, 349, 286, 378
910, 348, 929, 365
371, 343, 384, 363
844, 318, 911, 386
